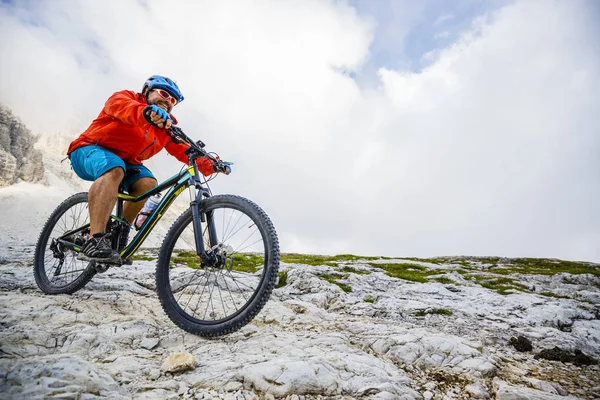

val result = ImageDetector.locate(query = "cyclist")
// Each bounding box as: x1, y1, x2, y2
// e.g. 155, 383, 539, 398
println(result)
67, 75, 230, 262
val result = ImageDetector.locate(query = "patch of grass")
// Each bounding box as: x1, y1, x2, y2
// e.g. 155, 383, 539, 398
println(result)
230, 253, 264, 273
454, 260, 471, 267
472, 275, 530, 295
171, 251, 264, 273
403, 257, 472, 267
369, 263, 438, 283
414, 308, 453, 317
489, 258, 599, 277
281, 253, 379, 266
319, 273, 352, 293
340, 266, 371, 275
131, 254, 155, 261
276, 270, 288, 288
170, 250, 199, 268
433, 276, 455, 284
443, 259, 472, 267
403, 257, 444, 265
363, 295, 374, 303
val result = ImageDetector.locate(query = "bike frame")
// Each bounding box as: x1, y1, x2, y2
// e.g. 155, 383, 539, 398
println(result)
116, 163, 214, 259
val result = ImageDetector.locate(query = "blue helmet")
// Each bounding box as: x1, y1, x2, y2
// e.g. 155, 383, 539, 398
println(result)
142, 75, 184, 103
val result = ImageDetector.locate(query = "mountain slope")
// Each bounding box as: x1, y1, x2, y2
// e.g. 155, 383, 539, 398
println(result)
0, 250, 598, 399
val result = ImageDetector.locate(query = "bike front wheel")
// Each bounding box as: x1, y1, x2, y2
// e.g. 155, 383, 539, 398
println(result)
156, 194, 280, 336
33, 192, 96, 294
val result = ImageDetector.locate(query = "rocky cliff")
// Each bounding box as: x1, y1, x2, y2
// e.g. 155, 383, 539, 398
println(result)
0, 104, 44, 187
0, 247, 599, 400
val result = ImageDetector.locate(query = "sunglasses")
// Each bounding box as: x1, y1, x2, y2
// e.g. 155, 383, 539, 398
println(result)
154, 89, 178, 105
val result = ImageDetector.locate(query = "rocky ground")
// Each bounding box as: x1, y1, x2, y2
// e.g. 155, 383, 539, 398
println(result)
1, 246, 599, 400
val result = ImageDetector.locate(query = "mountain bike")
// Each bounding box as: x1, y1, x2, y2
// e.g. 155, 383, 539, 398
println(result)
33, 127, 280, 337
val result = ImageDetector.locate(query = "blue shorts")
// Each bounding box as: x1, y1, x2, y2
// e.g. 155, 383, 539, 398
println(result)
70, 145, 156, 193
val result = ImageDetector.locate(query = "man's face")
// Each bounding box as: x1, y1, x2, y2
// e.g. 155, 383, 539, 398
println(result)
147, 89, 176, 113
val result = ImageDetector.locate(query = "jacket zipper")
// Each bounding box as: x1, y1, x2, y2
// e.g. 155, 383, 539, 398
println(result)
139, 138, 156, 158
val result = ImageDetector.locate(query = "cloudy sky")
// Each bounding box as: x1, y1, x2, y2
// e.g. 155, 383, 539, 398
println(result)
1, 0, 599, 262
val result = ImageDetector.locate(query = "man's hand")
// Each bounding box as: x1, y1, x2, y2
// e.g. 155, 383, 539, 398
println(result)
143, 105, 172, 129
213, 160, 232, 175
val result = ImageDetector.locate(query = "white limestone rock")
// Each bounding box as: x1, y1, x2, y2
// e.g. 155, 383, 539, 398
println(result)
493, 378, 583, 400
465, 381, 490, 398
0, 354, 126, 399
242, 359, 339, 397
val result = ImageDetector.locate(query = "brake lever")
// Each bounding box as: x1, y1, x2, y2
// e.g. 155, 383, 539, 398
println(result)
215, 160, 233, 173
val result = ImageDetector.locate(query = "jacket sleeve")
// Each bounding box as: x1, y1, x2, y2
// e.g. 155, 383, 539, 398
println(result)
103, 90, 148, 126
164, 140, 215, 176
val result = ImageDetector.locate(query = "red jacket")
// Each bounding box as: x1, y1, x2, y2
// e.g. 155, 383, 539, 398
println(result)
68, 90, 213, 175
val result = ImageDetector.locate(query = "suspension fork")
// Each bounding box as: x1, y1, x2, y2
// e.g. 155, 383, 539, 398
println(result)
189, 185, 219, 258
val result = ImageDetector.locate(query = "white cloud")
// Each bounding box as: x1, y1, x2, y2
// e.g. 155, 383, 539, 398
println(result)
0, 0, 598, 261
433, 13, 454, 26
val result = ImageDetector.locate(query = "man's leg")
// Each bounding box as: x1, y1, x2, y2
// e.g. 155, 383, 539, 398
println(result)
69, 145, 125, 261
88, 167, 125, 235
123, 177, 158, 224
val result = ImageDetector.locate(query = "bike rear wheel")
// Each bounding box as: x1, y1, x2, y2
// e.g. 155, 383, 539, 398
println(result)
33, 192, 96, 294
156, 194, 279, 336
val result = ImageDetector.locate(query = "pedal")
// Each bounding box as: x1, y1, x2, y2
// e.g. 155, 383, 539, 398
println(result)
92, 261, 110, 273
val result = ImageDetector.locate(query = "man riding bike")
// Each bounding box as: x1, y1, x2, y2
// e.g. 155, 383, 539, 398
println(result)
67, 75, 230, 262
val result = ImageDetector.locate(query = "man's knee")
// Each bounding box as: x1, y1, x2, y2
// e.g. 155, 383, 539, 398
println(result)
131, 177, 157, 193
103, 167, 125, 181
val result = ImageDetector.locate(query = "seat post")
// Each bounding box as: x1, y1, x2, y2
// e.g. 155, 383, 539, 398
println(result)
115, 197, 124, 219
116, 183, 125, 219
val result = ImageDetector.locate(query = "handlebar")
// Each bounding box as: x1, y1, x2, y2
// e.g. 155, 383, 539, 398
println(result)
167, 126, 231, 173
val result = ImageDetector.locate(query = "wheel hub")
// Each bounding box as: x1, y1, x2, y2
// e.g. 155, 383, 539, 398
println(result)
202, 244, 234, 269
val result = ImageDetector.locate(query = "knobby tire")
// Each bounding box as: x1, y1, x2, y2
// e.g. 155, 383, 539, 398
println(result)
156, 194, 279, 337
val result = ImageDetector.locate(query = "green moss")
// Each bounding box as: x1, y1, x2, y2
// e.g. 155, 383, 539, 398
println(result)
471, 275, 530, 295
276, 270, 288, 288
229, 253, 264, 273
369, 263, 437, 283
489, 258, 599, 277
170, 250, 200, 269
320, 273, 352, 292
131, 254, 155, 261
414, 308, 453, 317
403, 257, 444, 264
281, 253, 379, 266
433, 276, 455, 284
363, 295, 374, 303
341, 266, 371, 275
